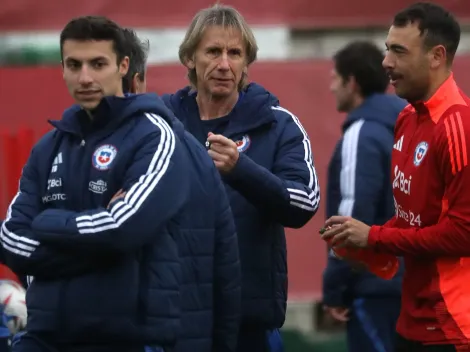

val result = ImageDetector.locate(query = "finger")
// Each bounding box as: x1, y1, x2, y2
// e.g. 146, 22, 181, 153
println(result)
210, 143, 234, 155
325, 216, 351, 228
213, 160, 224, 169
208, 150, 227, 162
320, 225, 344, 241
329, 230, 350, 247
207, 134, 233, 146
330, 311, 348, 322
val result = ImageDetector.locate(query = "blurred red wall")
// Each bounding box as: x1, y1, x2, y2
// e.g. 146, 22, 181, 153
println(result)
2, 57, 470, 299
1, 0, 470, 30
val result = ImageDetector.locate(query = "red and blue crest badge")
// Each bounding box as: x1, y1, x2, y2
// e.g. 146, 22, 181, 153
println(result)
92, 144, 118, 171
235, 135, 251, 153
413, 141, 428, 166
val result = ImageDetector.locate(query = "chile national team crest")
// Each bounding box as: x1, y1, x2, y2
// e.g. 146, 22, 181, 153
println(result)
92, 144, 118, 171
235, 135, 251, 153
413, 141, 429, 166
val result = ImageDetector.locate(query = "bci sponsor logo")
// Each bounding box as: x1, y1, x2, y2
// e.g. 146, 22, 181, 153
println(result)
47, 178, 62, 190
392, 165, 412, 195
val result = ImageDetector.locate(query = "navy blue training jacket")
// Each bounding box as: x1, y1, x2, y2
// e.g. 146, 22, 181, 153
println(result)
0, 94, 190, 348
162, 83, 320, 329
323, 93, 406, 307
171, 117, 241, 352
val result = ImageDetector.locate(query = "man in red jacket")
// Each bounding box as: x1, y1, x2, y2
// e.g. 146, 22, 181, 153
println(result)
322, 3, 470, 351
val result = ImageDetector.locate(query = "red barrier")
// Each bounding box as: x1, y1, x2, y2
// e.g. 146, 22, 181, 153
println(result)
3, 57, 470, 299
1, 0, 470, 30
0, 128, 36, 213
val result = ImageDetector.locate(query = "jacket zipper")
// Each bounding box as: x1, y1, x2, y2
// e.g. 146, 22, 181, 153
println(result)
58, 137, 87, 337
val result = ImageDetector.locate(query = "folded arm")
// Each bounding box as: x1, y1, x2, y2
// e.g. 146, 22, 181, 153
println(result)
31, 115, 189, 254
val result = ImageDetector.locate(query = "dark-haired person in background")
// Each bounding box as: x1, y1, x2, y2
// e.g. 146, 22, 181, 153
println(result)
322, 3, 470, 351
122, 28, 242, 352
322, 41, 406, 352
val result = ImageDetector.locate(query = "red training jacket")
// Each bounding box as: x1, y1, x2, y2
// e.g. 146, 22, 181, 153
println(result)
369, 74, 470, 348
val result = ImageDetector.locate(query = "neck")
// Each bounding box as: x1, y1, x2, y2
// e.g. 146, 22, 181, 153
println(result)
423, 69, 451, 102
346, 95, 364, 113
196, 90, 239, 120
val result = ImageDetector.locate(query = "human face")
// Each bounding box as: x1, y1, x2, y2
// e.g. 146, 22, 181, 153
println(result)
62, 40, 129, 111
188, 25, 246, 100
329, 69, 355, 112
383, 23, 432, 102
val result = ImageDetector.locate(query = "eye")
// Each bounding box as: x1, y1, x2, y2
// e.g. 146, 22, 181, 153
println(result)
92, 61, 106, 69
66, 61, 81, 70
229, 49, 241, 57
207, 48, 220, 56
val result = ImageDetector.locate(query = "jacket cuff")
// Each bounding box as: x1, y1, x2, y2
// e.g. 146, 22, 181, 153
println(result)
223, 152, 254, 183
368, 225, 381, 247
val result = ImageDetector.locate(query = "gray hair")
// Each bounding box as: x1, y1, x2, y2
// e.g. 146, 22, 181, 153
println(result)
179, 4, 258, 90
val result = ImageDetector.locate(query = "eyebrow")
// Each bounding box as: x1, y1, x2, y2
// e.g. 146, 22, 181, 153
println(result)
65, 56, 108, 63
386, 43, 409, 52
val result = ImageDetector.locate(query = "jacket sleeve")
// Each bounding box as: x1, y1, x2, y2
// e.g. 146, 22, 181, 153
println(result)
323, 120, 390, 306
1, 146, 122, 278
337, 120, 392, 224
222, 106, 319, 228
212, 170, 241, 352
30, 116, 189, 254
369, 108, 470, 256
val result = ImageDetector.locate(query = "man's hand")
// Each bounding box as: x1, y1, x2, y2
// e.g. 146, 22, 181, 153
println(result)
324, 306, 350, 322
207, 132, 239, 173
108, 189, 126, 208
321, 216, 371, 248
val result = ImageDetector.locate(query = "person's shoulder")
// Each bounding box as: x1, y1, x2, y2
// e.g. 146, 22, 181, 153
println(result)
33, 129, 60, 152
270, 105, 299, 124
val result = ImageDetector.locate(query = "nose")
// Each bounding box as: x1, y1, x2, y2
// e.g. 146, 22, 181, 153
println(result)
382, 52, 394, 70
217, 52, 230, 71
78, 65, 93, 85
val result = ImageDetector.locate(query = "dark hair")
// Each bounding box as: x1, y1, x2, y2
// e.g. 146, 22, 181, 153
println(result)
333, 41, 389, 97
393, 2, 460, 62
122, 28, 149, 93
60, 16, 127, 63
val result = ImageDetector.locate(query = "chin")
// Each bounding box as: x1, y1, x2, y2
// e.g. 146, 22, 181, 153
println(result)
78, 100, 100, 111
210, 87, 236, 99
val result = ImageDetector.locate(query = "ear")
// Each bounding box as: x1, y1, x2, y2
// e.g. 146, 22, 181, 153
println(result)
132, 73, 147, 94
186, 56, 195, 70
119, 56, 130, 77
430, 45, 447, 69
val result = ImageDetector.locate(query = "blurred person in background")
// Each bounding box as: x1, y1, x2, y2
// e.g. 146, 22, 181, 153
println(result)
161, 4, 320, 352
322, 3, 470, 351
122, 28, 242, 352
2, 16, 192, 352
323, 41, 406, 352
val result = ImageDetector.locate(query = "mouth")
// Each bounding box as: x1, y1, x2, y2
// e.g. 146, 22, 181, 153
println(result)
388, 72, 402, 86
76, 90, 101, 97
212, 78, 232, 83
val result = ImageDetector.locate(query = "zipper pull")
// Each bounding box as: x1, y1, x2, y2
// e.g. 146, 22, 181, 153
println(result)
80, 139, 86, 147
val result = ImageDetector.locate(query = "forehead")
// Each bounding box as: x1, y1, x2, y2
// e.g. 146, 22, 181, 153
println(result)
386, 23, 423, 49
199, 25, 243, 48
62, 40, 116, 61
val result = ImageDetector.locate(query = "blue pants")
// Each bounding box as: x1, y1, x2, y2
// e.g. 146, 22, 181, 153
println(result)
347, 297, 401, 352
0, 338, 9, 352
